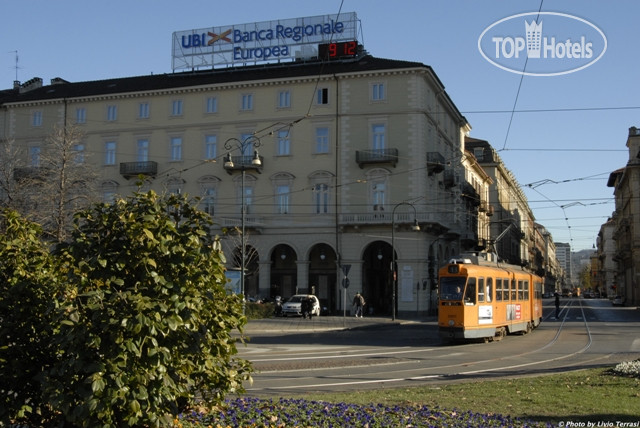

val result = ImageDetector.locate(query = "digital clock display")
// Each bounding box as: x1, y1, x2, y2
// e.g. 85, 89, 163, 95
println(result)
318, 41, 359, 60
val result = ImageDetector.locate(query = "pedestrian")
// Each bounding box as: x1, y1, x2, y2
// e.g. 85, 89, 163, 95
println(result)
301, 296, 312, 319
555, 292, 560, 319
352, 292, 365, 318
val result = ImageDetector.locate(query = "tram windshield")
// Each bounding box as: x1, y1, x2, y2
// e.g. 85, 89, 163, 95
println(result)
439, 277, 466, 300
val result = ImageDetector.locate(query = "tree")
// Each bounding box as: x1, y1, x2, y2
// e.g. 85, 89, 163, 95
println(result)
45, 190, 253, 427
0, 123, 98, 242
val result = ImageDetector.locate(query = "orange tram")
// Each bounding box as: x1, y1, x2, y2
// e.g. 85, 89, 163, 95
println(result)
438, 253, 543, 342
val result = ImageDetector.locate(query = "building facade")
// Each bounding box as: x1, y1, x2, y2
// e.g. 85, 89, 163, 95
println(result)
1, 53, 478, 317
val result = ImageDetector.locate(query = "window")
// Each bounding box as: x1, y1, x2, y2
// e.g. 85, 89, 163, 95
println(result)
473, 147, 484, 161
170, 137, 182, 161
464, 277, 477, 304
101, 181, 118, 204
107, 105, 117, 121
372, 124, 386, 150
278, 90, 291, 108
478, 277, 485, 302
486, 278, 493, 303
166, 178, 183, 195
205, 97, 218, 113
75, 108, 86, 124
171, 100, 183, 116
137, 139, 149, 162
201, 187, 215, 215
31, 111, 42, 127
518, 280, 525, 300
276, 185, 290, 214
372, 83, 385, 101
204, 134, 217, 160
29, 146, 41, 167
138, 102, 150, 119
495, 279, 503, 302
313, 183, 329, 214
277, 130, 290, 156
199, 176, 219, 216
241, 94, 253, 111
73, 144, 85, 164
372, 183, 385, 209
316, 88, 329, 105
315, 127, 329, 153
242, 185, 254, 214
104, 141, 116, 165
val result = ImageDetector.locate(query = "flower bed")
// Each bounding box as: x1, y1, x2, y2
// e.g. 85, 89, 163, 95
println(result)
178, 397, 546, 427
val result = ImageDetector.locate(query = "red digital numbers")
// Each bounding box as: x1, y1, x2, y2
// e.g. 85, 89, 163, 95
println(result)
319, 41, 358, 60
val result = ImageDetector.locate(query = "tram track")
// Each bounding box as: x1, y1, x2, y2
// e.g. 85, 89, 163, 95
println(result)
246, 299, 613, 393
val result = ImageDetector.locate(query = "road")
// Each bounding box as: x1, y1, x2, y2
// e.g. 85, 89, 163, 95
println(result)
238, 297, 640, 396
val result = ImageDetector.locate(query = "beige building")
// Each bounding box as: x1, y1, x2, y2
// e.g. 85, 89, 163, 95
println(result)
605, 126, 640, 306
464, 137, 536, 267
1, 53, 478, 317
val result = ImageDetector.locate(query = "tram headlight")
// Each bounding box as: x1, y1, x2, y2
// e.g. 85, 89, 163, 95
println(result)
448, 320, 454, 326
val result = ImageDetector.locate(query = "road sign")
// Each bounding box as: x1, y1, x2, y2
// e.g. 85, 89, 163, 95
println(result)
342, 278, 350, 289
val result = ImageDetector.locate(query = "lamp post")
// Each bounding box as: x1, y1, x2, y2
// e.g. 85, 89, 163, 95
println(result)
391, 202, 420, 321
224, 135, 262, 309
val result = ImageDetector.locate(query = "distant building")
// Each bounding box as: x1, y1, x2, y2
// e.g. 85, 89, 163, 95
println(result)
555, 242, 572, 291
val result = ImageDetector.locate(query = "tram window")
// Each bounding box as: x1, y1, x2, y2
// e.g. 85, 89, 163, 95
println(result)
518, 280, 524, 300
503, 278, 510, 300
478, 277, 485, 302
511, 279, 517, 300
439, 276, 466, 300
495, 279, 502, 302
464, 277, 476, 305
524, 280, 529, 300
486, 277, 493, 303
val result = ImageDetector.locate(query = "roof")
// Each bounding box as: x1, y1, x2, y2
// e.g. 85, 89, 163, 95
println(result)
1, 55, 436, 104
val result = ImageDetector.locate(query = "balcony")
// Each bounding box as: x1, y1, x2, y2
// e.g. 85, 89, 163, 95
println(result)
119, 161, 158, 179
355, 148, 398, 168
426, 152, 445, 175
222, 155, 264, 174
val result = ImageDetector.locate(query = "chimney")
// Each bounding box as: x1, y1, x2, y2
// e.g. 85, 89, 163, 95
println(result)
19, 77, 43, 93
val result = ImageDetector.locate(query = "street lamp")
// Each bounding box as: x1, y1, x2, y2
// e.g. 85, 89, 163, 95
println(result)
224, 135, 262, 309
391, 202, 420, 321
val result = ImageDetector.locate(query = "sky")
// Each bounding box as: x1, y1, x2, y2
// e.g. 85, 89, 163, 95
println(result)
2, 0, 638, 252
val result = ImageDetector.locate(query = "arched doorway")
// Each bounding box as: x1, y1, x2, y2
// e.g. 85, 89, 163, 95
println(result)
308, 243, 337, 315
270, 244, 297, 299
362, 241, 393, 316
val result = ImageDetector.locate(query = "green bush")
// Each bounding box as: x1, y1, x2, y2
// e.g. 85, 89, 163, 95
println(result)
0, 191, 253, 427
0, 210, 61, 424
245, 301, 275, 319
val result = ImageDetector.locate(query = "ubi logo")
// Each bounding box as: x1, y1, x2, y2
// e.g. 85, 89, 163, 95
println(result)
478, 12, 607, 76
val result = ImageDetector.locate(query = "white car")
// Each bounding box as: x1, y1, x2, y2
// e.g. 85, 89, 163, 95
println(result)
282, 294, 321, 317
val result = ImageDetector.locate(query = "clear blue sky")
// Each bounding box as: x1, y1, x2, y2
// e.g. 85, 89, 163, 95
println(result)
3, 0, 638, 252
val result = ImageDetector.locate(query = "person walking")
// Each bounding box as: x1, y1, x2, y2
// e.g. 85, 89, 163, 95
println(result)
555, 292, 560, 319
352, 292, 365, 318
301, 296, 312, 319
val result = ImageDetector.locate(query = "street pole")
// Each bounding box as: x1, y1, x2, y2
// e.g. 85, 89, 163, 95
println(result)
224, 135, 262, 313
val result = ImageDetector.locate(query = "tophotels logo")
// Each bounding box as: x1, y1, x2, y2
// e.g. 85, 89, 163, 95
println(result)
478, 12, 607, 76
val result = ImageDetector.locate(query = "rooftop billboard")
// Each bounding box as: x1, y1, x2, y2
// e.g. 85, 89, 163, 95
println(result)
172, 12, 359, 71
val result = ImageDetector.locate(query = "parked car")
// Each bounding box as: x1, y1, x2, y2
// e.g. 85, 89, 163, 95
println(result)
282, 294, 321, 317
612, 296, 625, 306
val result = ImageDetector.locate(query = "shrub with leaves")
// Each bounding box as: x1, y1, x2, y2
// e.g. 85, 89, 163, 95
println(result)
45, 191, 253, 427
0, 210, 61, 425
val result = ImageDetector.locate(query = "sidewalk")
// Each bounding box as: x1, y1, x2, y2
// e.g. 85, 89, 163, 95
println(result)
244, 315, 432, 334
